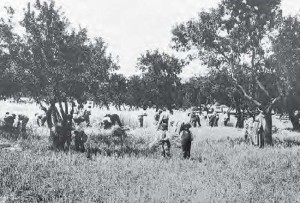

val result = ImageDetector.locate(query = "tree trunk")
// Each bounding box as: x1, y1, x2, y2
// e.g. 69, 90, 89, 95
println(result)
289, 111, 300, 131
264, 111, 273, 146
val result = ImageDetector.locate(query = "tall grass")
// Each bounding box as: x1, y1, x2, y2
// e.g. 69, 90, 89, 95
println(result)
1, 101, 300, 202
2, 131, 300, 202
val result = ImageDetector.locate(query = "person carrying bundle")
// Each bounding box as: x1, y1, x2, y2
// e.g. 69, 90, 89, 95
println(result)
157, 107, 170, 130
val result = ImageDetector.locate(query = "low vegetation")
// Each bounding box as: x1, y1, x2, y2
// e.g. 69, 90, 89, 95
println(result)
1, 102, 300, 202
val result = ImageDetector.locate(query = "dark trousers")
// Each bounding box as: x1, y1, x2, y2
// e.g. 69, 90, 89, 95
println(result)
181, 139, 191, 159
181, 131, 192, 159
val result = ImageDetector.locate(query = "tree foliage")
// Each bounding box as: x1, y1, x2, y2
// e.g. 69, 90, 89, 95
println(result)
0, 0, 119, 106
137, 50, 184, 109
172, 0, 284, 143
272, 15, 300, 130
0, 7, 23, 97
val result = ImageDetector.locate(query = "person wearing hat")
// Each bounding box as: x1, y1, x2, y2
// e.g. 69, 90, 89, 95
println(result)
179, 122, 193, 159
159, 123, 171, 158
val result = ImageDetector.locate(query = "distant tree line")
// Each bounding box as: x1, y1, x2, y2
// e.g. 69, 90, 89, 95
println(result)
2, 0, 300, 144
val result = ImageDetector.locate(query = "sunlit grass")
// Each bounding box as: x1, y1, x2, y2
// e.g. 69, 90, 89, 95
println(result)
0, 101, 300, 202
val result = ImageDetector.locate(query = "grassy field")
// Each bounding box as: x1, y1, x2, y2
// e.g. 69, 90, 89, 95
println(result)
1, 101, 300, 202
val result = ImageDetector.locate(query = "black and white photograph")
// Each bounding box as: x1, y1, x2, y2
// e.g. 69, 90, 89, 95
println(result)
0, 0, 300, 202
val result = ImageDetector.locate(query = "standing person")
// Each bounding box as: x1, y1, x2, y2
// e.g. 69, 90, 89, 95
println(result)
4, 112, 16, 131
138, 107, 148, 128
256, 110, 265, 148
189, 111, 201, 127
202, 110, 208, 126
16, 114, 29, 132
73, 103, 85, 125
157, 107, 170, 130
179, 122, 193, 159
154, 109, 163, 124
214, 112, 219, 127
84, 106, 92, 127
223, 112, 229, 126
74, 130, 88, 152
209, 113, 215, 127
159, 123, 171, 158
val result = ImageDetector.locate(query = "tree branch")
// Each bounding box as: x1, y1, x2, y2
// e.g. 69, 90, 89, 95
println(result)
276, 80, 284, 97
236, 84, 262, 107
266, 96, 281, 113
255, 77, 271, 99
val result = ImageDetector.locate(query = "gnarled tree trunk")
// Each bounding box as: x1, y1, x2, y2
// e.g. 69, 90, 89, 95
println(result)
264, 110, 273, 146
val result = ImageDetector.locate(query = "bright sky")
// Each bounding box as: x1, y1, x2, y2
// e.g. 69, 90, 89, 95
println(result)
1, 0, 300, 79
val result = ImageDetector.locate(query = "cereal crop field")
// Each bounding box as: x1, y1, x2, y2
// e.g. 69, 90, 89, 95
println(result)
1, 101, 300, 203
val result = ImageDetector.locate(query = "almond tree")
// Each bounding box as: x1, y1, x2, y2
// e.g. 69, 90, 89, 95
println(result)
172, 0, 283, 145
137, 50, 184, 110
272, 15, 300, 130
2, 0, 118, 149
0, 7, 23, 98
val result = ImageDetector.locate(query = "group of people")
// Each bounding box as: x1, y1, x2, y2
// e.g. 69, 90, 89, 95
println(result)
3, 112, 29, 133
3, 101, 267, 159
243, 110, 266, 148
151, 107, 198, 159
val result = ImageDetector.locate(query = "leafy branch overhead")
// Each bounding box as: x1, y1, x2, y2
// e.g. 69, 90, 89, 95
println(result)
1, 0, 119, 104
172, 0, 282, 110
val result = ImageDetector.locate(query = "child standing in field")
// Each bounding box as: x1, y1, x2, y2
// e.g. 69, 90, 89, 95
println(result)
179, 122, 193, 159
159, 123, 171, 158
